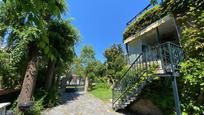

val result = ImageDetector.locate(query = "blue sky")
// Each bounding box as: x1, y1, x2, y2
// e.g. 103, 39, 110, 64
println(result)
64, 0, 150, 62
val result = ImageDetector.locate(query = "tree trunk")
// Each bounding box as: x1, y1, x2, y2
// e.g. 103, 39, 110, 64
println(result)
17, 46, 40, 113
56, 73, 61, 89
45, 60, 56, 90
110, 78, 115, 88
84, 76, 89, 93
52, 69, 57, 87
79, 78, 81, 85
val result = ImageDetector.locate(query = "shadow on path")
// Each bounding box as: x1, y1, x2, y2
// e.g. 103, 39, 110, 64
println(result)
59, 87, 84, 105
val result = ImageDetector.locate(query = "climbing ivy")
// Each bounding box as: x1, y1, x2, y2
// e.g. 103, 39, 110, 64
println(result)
123, 5, 163, 40
122, 0, 204, 114
179, 58, 204, 114
123, 0, 204, 40
178, 2, 204, 113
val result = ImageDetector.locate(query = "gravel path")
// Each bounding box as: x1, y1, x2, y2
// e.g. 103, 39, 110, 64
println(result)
42, 91, 124, 115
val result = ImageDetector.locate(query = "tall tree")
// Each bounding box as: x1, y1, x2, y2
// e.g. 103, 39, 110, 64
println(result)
80, 45, 95, 92
44, 20, 79, 90
0, 0, 68, 112
72, 57, 84, 78
104, 44, 126, 86
93, 60, 106, 78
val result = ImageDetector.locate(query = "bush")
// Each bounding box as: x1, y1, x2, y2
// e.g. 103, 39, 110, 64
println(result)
26, 96, 46, 115
179, 58, 204, 114
0, 49, 21, 89
34, 87, 60, 108
11, 94, 45, 115
46, 86, 60, 107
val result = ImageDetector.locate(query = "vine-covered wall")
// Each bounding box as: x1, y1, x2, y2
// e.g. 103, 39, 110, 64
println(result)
123, 0, 203, 41
124, 0, 204, 114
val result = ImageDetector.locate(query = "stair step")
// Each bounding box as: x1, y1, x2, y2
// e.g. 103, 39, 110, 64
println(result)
113, 76, 155, 111
124, 100, 131, 104
120, 104, 127, 109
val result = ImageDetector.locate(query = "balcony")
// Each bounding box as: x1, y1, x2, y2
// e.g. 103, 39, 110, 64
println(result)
123, 1, 172, 43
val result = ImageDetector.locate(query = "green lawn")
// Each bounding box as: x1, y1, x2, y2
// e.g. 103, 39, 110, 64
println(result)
89, 87, 112, 102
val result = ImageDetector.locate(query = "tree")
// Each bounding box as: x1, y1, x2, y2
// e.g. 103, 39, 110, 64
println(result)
104, 44, 126, 86
80, 45, 96, 92
0, 49, 21, 88
0, 0, 69, 113
93, 60, 106, 79
44, 20, 79, 90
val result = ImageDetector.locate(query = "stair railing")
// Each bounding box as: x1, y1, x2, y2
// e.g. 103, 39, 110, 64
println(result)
112, 53, 143, 106
112, 42, 184, 110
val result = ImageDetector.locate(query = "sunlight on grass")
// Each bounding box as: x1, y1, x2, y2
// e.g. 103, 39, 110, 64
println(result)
89, 87, 112, 102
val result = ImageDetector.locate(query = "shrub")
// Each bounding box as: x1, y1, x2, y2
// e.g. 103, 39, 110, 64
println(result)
11, 94, 46, 115
46, 86, 60, 107
26, 96, 46, 115
179, 58, 204, 114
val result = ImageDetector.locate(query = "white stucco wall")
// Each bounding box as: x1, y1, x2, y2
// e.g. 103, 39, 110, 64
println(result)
127, 39, 142, 64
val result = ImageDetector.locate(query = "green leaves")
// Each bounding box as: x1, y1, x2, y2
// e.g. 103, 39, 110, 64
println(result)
179, 6, 204, 58
10, 26, 41, 64
104, 44, 126, 81
123, 0, 203, 40
150, 0, 158, 5
45, 20, 79, 64
80, 45, 96, 66
123, 5, 162, 40
0, 0, 79, 88
179, 58, 204, 114
44, 46, 49, 55
0, 49, 21, 89
39, 41, 46, 49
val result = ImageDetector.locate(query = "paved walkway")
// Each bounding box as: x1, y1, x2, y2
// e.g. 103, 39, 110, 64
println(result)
42, 91, 123, 115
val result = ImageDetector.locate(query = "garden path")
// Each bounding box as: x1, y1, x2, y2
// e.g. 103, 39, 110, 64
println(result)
42, 90, 124, 115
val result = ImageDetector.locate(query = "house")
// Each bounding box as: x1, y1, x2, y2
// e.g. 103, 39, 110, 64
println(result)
124, 4, 183, 74
125, 15, 179, 64
112, 1, 184, 114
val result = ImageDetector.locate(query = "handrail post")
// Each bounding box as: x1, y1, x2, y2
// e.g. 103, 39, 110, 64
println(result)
159, 45, 165, 71
168, 43, 181, 115
144, 49, 148, 81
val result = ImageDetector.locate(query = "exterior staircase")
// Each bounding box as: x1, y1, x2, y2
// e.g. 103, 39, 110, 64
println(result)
112, 42, 184, 111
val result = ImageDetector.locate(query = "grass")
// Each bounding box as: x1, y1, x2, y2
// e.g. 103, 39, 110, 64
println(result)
89, 87, 112, 102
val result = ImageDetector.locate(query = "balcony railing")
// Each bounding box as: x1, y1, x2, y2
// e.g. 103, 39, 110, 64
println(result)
126, 0, 165, 26
126, 4, 152, 26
